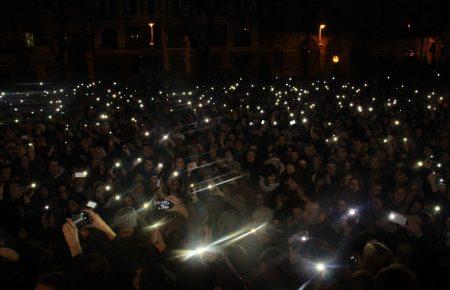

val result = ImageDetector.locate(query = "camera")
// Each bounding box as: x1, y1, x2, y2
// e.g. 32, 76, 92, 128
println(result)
153, 199, 174, 210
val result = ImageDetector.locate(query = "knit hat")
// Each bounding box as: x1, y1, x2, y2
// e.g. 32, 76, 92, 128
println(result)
113, 207, 138, 229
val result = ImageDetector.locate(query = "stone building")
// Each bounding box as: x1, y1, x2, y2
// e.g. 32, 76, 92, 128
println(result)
0, 0, 447, 83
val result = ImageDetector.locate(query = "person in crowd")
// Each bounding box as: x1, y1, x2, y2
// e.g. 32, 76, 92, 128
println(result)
0, 74, 449, 290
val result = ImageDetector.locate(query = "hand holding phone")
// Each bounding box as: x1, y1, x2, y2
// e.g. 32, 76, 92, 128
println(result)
387, 211, 407, 226
71, 211, 91, 227
153, 199, 174, 210
74, 171, 88, 178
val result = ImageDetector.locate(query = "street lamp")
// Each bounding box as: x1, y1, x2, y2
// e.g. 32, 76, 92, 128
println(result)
148, 22, 155, 46
319, 24, 326, 46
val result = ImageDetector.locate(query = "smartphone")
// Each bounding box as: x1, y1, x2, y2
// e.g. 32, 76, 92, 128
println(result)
75, 171, 88, 178
153, 199, 174, 210
387, 211, 407, 226
86, 201, 97, 209
71, 211, 90, 227
156, 179, 161, 188
348, 254, 360, 270
187, 162, 197, 171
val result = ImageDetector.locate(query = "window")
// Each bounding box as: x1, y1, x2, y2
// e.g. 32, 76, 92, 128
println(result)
25, 33, 35, 48
234, 27, 251, 47
170, 0, 180, 13
300, 38, 319, 68
211, 24, 227, 47
125, 0, 138, 14
125, 26, 148, 48
168, 26, 185, 47
109, 0, 116, 14
273, 45, 283, 68
147, 0, 156, 14
101, 27, 118, 49
325, 39, 343, 65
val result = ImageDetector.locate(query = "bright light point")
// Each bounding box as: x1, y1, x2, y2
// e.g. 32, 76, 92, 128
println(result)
290, 120, 296, 125
205, 118, 210, 123
30, 182, 36, 188
417, 161, 423, 167
44, 205, 50, 210
190, 183, 194, 188
173, 171, 179, 177
136, 157, 142, 163
315, 263, 326, 272
434, 206, 441, 212
348, 209, 356, 216
158, 163, 163, 168
389, 213, 396, 220
115, 195, 121, 201
194, 247, 206, 256
301, 236, 308, 241
394, 120, 400, 125
115, 162, 121, 168
437, 163, 441, 168
403, 137, 408, 142
145, 131, 150, 136
143, 202, 150, 209
105, 185, 111, 191
163, 135, 169, 140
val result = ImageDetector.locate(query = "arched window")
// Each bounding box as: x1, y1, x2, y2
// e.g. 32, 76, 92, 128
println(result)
168, 26, 185, 48
300, 38, 318, 69
101, 27, 118, 49
325, 39, 343, 65
273, 44, 283, 68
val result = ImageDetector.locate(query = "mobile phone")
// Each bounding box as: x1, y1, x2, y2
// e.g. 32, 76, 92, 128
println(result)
295, 230, 309, 242
42, 204, 51, 218
71, 211, 90, 227
153, 199, 174, 210
387, 211, 407, 226
75, 171, 88, 178
187, 162, 197, 171
86, 201, 97, 209
156, 179, 161, 188
348, 254, 360, 269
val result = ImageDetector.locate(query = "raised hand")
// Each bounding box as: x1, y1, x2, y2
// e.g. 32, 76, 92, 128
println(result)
85, 210, 116, 240
166, 195, 189, 219
62, 219, 82, 257
150, 228, 166, 252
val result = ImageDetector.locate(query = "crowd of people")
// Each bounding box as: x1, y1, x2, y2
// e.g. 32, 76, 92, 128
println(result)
0, 74, 449, 290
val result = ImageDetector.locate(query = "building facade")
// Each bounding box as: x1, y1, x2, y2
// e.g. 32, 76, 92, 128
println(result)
0, 0, 448, 83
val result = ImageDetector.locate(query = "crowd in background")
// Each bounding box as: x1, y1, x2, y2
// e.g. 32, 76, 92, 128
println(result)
0, 74, 449, 290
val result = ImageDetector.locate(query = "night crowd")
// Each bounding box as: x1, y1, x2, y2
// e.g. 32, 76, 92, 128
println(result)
0, 75, 449, 290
